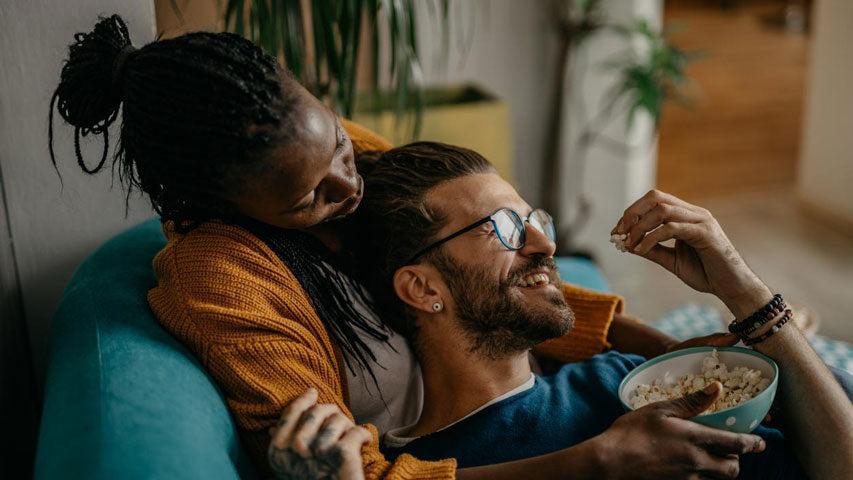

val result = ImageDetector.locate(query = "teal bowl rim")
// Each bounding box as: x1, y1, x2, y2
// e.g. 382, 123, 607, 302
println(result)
618, 346, 779, 417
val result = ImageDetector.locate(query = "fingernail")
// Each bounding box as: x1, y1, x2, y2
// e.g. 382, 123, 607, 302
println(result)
758, 439, 766, 452
702, 383, 718, 395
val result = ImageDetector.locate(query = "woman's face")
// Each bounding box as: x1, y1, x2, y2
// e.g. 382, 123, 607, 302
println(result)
228, 82, 363, 230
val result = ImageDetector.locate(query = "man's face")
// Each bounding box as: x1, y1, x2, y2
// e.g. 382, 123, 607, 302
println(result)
424, 173, 575, 358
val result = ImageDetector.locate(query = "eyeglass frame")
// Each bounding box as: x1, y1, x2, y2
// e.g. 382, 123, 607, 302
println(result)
405, 207, 555, 265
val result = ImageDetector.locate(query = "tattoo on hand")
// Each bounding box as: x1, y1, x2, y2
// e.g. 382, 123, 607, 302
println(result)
269, 444, 344, 480
312, 427, 334, 450
297, 413, 315, 426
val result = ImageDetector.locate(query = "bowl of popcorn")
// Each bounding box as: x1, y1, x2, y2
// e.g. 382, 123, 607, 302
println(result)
618, 347, 778, 433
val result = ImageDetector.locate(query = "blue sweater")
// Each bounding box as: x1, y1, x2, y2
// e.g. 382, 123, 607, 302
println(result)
382, 351, 805, 479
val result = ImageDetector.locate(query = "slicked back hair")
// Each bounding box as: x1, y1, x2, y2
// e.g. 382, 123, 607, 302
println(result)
350, 142, 498, 342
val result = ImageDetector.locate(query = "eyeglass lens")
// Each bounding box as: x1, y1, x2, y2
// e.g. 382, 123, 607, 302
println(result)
492, 209, 525, 248
492, 209, 555, 249
529, 209, 556, 241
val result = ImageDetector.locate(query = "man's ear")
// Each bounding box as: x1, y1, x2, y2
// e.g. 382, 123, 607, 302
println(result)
393, 265, 444, 314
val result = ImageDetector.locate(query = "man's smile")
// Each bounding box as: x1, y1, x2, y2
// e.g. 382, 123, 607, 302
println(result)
509, 268, 559, 290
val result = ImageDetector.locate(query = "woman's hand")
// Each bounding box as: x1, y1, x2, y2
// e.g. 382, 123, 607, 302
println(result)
664, 332, 740, 354
268, 388, 372, 480
607, 313, 740, 359
612, 190, 771, 318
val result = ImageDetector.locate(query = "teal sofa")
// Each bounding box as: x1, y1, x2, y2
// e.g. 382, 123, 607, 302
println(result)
34, 218, 610, 479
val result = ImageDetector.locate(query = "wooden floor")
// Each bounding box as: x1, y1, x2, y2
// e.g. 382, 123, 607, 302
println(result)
657, 0, 810, 199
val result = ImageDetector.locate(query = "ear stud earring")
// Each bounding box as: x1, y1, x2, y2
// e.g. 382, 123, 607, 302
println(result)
432, 302, 443, 312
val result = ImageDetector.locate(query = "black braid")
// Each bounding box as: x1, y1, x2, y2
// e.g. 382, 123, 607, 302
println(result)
49, 14, 392, 382
237, 217, 393, 383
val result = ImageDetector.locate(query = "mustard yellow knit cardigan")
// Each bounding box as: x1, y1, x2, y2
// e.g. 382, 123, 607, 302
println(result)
148, 119, 623, 479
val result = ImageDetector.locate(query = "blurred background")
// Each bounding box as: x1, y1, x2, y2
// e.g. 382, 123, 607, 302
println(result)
1, 0, 851, 475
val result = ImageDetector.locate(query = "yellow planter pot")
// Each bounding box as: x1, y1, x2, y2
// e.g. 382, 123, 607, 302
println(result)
352, 84, 515, 185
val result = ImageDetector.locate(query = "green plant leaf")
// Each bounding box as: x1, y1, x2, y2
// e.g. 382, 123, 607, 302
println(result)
218, 0, 458, 137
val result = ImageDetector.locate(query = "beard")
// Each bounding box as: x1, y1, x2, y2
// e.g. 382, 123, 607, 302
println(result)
431, 253, 575, 360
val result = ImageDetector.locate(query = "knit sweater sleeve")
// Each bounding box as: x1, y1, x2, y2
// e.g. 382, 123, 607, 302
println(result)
342, 118, 393, 152
532, 283, 624, 364
148, 223, 455, 480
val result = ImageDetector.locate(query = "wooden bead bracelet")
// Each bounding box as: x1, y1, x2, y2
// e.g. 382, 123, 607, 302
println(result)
728, 293, 784, 335
743, 309, 792, 346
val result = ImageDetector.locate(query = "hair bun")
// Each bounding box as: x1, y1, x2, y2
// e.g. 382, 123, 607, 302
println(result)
53, 14, 134, 134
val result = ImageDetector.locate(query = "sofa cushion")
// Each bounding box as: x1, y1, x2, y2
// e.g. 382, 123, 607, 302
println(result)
35, 218, 256, 480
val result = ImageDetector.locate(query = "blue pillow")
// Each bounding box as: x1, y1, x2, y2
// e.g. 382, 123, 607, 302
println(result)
555, 256, 610, 292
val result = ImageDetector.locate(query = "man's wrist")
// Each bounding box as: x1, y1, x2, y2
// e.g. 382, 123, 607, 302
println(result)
721, 283, 773, 321
577, 433, 612, 479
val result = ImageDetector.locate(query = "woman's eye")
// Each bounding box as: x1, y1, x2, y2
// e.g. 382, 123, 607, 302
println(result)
292, 192, 318, 213
336, 129, 346, 149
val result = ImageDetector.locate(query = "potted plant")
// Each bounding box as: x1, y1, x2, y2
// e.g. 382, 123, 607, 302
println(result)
541, 0, 697, 255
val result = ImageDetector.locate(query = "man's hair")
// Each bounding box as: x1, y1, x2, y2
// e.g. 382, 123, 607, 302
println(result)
351, 142, 497, 341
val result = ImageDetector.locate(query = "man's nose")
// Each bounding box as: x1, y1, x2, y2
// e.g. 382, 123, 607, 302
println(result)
519, 222, 557, 258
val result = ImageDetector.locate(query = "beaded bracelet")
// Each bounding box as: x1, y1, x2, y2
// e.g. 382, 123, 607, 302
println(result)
728, 294, 784, 335
743, 309, 792, 346
739, 301, 788, 337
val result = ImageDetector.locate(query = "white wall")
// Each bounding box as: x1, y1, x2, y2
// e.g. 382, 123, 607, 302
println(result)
415, 0, 558, 205
0, 1, 156, 387
415, 0, 662, 275
798, 0, 853, 225
559, 0, 662, 278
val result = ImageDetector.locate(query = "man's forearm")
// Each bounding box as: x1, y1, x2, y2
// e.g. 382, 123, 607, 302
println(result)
756, 325, 853, 478
455, 438, 601, 480
728, 287, 853, 478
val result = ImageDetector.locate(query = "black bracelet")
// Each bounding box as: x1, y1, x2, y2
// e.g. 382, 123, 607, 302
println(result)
728, 294, 784, 335
744, 310, 792, 346
739, 301, 788, 337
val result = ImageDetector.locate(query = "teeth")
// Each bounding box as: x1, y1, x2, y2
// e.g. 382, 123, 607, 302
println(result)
521, 273, 550, 286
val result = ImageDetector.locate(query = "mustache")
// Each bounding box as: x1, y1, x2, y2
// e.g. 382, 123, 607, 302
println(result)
506, 256, 559, 284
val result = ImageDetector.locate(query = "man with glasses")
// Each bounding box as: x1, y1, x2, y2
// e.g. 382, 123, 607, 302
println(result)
348, 142, 852, 479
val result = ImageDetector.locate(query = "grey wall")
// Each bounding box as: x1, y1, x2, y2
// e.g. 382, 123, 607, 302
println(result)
0, 1, 156, 387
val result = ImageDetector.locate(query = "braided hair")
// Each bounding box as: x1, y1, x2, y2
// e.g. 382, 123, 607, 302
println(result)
49, 14, 292, 230
49, 14, 390, 381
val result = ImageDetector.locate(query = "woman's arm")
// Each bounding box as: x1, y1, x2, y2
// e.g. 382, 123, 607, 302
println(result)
149, 223, 455, 480
282, 384, 766, 480
607, 312, 740, 359
606, 312, 676, 358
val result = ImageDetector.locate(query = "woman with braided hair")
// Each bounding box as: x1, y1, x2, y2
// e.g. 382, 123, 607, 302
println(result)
50, 14, 729, 480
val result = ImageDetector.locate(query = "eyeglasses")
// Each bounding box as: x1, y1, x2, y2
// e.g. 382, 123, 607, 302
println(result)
406, 208, 555, 264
